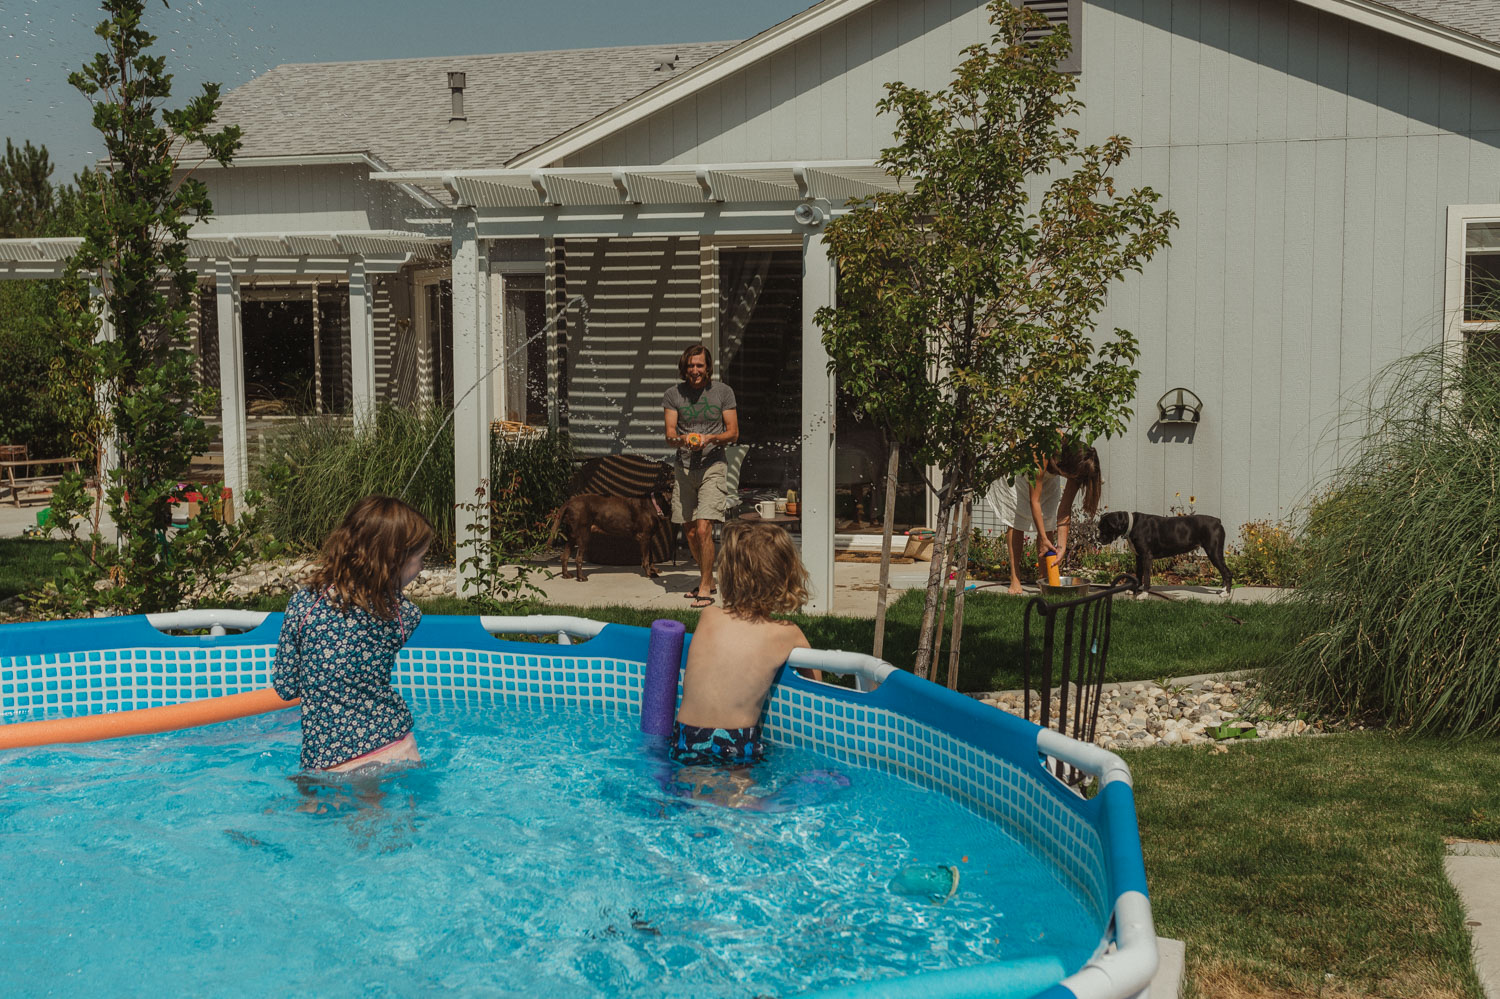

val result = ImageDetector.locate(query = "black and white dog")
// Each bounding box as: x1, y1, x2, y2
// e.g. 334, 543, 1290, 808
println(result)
1097, 511, 1233, 595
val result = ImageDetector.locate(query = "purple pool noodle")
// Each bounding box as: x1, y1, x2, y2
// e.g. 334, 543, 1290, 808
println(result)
641, 619, 686, 738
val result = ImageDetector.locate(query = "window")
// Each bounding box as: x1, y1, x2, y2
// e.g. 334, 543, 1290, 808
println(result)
1464, 222, 1500, 323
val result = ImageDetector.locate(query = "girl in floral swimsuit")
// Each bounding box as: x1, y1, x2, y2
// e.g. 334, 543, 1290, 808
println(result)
273, 495, 433, 772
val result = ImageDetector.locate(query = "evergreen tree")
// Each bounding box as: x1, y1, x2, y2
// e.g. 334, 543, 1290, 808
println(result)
36, 0, 253, 616
0, 138, 57, 238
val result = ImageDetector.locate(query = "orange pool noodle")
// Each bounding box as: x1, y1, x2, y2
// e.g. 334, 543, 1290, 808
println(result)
0, 688, 299, 750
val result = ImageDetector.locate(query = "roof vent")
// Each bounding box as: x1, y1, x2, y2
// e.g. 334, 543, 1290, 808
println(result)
448, 71, 467, 122
654, 53, 679, 72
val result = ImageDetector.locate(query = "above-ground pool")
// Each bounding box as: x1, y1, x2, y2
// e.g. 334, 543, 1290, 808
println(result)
0, 611, 1157, 998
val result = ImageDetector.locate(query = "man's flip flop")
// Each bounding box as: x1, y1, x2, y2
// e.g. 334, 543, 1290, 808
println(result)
683, 588, 717, 600
690, 594, 716, 608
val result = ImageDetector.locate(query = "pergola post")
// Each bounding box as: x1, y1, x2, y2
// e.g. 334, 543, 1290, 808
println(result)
349, 259, 375, 428
451, 207, 491, 594
214, 263, 248, 505
801, 229, 836, 613
87, 282, 117, 489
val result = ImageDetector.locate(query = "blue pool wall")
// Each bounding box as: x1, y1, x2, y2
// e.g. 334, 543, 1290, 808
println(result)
0, 612, 1149, 996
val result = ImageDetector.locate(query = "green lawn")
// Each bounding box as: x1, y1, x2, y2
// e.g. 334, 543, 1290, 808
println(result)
1123, 732, 1498, 998
232, 587, 1291, 691
0, 538, 67, 602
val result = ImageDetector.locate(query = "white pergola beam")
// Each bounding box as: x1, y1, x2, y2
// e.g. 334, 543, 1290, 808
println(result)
451, 207, 490, 596
214, 264, 248, 507
348, 260, 376, 429
801, 230, 837, 614
471, 202, 847, 241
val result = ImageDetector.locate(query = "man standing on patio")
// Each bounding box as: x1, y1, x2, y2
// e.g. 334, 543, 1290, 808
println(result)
663, 344, 738, 608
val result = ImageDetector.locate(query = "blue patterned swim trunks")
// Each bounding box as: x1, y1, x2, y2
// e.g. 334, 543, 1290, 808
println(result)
670, 722, 763, 766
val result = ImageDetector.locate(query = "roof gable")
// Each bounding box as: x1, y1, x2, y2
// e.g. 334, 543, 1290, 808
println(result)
508, 0, 1500, 170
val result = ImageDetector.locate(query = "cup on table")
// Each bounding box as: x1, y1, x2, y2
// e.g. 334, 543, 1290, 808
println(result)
775, 498, 788, 514
757, 500, 777, 519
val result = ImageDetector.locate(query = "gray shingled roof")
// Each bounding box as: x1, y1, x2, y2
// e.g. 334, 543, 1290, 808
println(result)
212, 41, 735, 172
1375, 1, 1500, 48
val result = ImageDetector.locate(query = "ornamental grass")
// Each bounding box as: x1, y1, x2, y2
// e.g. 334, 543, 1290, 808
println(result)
1266, 346, 1500, 736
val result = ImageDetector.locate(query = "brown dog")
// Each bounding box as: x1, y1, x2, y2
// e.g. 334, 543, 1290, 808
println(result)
548, 492, 669, 582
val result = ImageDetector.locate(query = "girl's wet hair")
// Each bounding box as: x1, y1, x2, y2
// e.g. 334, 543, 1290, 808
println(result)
677, 343, 713, 381
717, 521, 809, 619
1053, 444, 1103, 515
307, 495, 434, 618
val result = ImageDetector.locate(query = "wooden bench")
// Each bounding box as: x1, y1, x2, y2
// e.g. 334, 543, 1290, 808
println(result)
1, 455, 83, 507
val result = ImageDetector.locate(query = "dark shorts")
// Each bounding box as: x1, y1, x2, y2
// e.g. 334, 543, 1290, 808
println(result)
670, 722, 764, 766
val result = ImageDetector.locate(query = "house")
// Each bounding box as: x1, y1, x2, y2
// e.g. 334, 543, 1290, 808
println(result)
3, 0, 1498, 609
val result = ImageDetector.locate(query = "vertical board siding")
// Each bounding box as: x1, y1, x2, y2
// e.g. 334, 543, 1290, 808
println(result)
562, 0, 993, 167
1077, 0, 1500, 533
559, 238, 703, 459
198, 165, 374, 233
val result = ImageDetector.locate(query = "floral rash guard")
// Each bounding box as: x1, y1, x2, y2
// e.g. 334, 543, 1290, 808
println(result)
273, 586, 421, 770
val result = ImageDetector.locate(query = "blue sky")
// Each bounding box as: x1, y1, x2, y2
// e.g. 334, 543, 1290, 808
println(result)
1, 0, 814, 181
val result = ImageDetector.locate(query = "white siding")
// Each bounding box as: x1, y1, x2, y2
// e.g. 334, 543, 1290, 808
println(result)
197, 164, 394, 233
555, 238, 703, 458
561, 0, 995, 167
1070, 0, 1500, 537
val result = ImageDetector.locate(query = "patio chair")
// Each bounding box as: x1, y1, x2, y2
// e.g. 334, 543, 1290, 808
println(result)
1022, 574, 1137, 787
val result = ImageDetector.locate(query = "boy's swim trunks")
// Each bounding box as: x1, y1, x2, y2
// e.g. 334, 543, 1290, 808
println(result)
669, 722, 763, 765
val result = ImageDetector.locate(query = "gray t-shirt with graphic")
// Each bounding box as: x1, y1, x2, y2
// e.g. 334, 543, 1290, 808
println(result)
663, 380, 737, 469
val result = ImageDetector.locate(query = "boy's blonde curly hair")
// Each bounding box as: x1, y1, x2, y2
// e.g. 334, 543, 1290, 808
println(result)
717, 521, 809, 619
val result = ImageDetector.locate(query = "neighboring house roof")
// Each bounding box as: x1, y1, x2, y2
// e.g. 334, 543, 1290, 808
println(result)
1375, 0, 1500, 47
208, 41, 735, 172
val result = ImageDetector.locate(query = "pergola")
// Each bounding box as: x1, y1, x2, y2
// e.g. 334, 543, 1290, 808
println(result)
373, 160, 902, 611
0, 160, 904, 612
0, 230, 445, 506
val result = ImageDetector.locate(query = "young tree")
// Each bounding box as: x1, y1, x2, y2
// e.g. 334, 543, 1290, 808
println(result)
0, 138, 57, 238
33, 0, 251, 616
820, 1, 1176, 679
818, 216, 936, 659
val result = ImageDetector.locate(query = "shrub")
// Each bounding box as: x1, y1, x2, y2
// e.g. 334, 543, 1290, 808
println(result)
253, 412, 576, 561
490, 427, 574, 547
253, 405, 457, 556
1231, 519, 1303, 587
1265, 346, 1500, 735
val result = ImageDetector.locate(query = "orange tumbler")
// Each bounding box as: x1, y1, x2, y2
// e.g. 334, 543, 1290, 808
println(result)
1040, 549, 1061, 586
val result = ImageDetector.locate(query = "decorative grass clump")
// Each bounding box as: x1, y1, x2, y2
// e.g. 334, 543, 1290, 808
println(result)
252, 405, 457, 555
1267, 347, 1500, 735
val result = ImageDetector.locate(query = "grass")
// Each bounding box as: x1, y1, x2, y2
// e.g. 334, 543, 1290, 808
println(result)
1122, 732, 1498, 998
226, 587, 1292, 691
0, 538, 67, 602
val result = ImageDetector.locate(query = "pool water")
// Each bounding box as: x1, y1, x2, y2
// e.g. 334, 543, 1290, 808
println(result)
0, 703, 1098, 997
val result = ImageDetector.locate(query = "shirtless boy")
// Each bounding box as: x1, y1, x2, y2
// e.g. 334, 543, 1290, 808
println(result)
670, 521, 820, 768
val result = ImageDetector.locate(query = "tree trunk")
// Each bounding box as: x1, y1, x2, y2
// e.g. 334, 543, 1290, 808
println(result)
872, 442, 901, 661
945, 496, 974, 690
912, 477, 956, 680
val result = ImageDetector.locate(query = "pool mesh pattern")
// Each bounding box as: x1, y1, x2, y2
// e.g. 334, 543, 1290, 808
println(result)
1, 642, 1107, 923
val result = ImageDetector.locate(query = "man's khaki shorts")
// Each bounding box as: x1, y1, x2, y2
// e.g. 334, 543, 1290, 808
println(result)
672, 461, 730, 523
